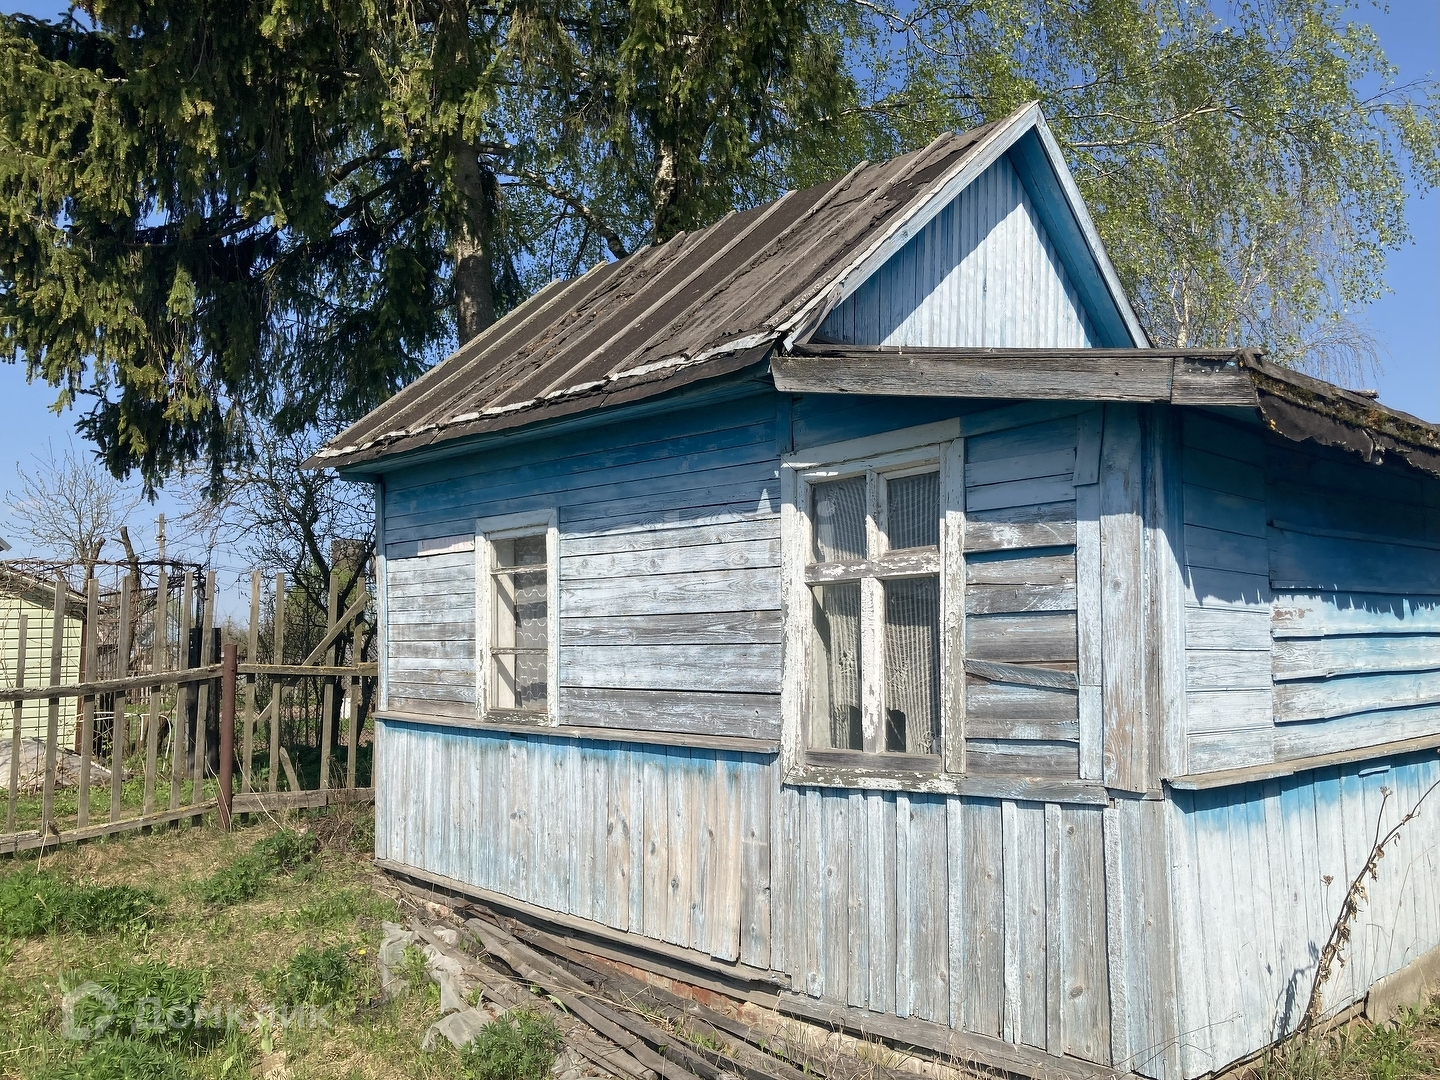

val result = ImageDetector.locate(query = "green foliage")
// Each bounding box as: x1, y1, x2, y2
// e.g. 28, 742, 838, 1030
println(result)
266, 945, 354, 1008
458, 1010, 563, 1080
66, 960, 208, 1047
0, 868, 163, 938
39, 1038, 193, 1080
195, 827, 316, 907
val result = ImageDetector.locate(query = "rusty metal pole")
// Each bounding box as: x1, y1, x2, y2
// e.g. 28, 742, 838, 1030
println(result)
219, 643, 237, 830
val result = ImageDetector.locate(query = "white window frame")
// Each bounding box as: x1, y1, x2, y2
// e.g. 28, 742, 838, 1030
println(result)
780, 423, 966, 785
475, 509, 559, 723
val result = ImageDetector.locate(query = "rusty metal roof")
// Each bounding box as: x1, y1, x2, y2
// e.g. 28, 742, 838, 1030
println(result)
313, 119, 1023, 470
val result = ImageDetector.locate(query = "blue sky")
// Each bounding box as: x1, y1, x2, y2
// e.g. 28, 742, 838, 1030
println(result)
1, 0, 1437, 567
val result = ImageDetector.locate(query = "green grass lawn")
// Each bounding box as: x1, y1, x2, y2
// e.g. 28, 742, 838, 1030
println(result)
0, 805, 465, 1080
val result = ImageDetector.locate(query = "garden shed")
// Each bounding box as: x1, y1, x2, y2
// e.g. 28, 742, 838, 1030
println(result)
316, 103, 1440, 1080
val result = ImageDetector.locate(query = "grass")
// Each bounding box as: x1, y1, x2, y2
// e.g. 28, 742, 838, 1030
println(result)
1235, 1004, 1440, 1080
458, 1011, 561, 1080
0, 805, 476, 1080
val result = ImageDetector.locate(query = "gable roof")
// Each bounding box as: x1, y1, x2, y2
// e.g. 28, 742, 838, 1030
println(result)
315, 104, 1143, 471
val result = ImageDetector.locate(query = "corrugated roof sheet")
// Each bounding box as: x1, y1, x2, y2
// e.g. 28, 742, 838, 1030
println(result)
314, 121, 1004, 469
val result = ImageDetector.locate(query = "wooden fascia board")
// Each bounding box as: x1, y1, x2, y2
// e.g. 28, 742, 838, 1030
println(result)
772, 348, 1258, 406
1006, 122, 1149, 348
781, 103, 1043, 347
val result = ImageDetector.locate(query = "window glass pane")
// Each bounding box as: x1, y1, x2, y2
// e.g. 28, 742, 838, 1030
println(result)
886, 471, 939, 550
812, 477, 867, 563
491, 533, 548, 712
808, 583, 862, 750
883, 576, 941, 755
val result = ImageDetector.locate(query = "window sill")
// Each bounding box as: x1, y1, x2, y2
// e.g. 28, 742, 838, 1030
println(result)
375, 709, 781, 756
783, 761, 1110, 805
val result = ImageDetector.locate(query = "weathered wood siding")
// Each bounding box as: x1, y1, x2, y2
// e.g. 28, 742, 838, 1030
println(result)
386, 544, 476, 717
1267, 435, 1440, 762
381, 392, 785, 738
818, 155, 1097, 349
375, 717, 1117, 1066
1168, 749, 1440, 1076
1180, 411, 1440, 774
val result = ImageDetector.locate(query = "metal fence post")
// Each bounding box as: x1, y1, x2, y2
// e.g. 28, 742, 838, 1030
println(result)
219, 643, 237, 830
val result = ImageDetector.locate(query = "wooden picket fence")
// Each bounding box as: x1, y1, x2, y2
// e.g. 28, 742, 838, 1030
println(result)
0, 568, 376, 854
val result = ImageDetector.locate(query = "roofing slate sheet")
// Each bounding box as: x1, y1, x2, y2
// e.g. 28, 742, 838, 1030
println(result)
315, 123, 998, 469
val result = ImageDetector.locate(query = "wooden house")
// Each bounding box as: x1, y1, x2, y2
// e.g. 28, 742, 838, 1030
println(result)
0, 564, 85, 739
316, 104, 1440, 1079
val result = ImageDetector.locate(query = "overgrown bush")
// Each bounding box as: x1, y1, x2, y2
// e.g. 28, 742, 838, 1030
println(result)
196, 827, 318, 907
66, 961, 208, 1047
39, 1038, 192, 1080
267, 945, 354, 1008
459, 1010, 562, 1080
0, 869, 163, 937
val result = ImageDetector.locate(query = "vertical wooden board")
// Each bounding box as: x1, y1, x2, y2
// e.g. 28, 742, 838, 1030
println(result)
1193, 790, 1245, 1069
867, 791, 898, 1015
822, 790, 850, 1006
1261, 779, 1303, 1037
1164, 793, 1212, 1076
963, 799, 1004, 1038
1059, 807, 1111, 1064
629, 746, 647, 934
1145, 408, 1188, 781
1099, 404, 1147, 791
508, 736, 531, 900
572, 741, 595, 922
1225, 790, 1269, 1052
946, 796, 966, 1031
739, 755, 773, 969
847, 789, 870, 1009
1045, 803, 1063, 1055
801, 786, 825, 997
643, 747, 669, 941
895, 791, 913, 1018
771, 777, 798, 976
690, 752, 713, 955
667, 748, 693, 948
909, 796, 950, 1024
709, 755, 745, 963
1278, 776, 1322, 1037
1075, 483, 1102, 780
1002, 800, 1047, 1049
1102, 804, 1131, 1071
605, 749, 631, 932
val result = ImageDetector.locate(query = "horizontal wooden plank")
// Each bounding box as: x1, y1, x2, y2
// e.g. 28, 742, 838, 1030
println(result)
964, 415, 1080, 463
560, 611, 782, 647
388, 620, 477, 643
1271, 703, 1440, 761
966, 612, 1077, 663
965, 474, 1077, 513
1273, 669, 1440, 723
1272, 634, 1440, 681
964, 658, 1077, 690
1167, 731, 1440, 790
1266, 483, 1433, 546
1269, 526, 1440, 596
386, 534, 474, 558
1185, 688, 1272, 732
965, 447, 1076, 490
964, 719, 1079, 741
1184, 567, 1270, 611
1183, 483, 1267, 539
1185, 649, 1272, 692
561, 567, 779, 617
377, 707, 781, 753
965, 550, 1075, 587
964, 518, 1077, 554
965, 679, 1077, 720
1266, 439, 1427, 507
781, 762, 1109, 804
380, 638, 475, 661
557, 687, 781, 740
1171, 361, 1258, 406
963, 739, 1080, 779
562, 537, 780, 580
560, 643, 779, 693
1271, 591, 1440, 637
561, 516, 779, 558
1182, 411, 1265, 464
0, 801, 220, 855
1183, 445, 1265, 502
805, 548, 939, 583
1185, 607, 1272, 652
1184, 524, 1268, 576
388, 605, 476, 626
966, 583, 1076, 615
1183, 727, 1275, 774
771, 351, 1174, 401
